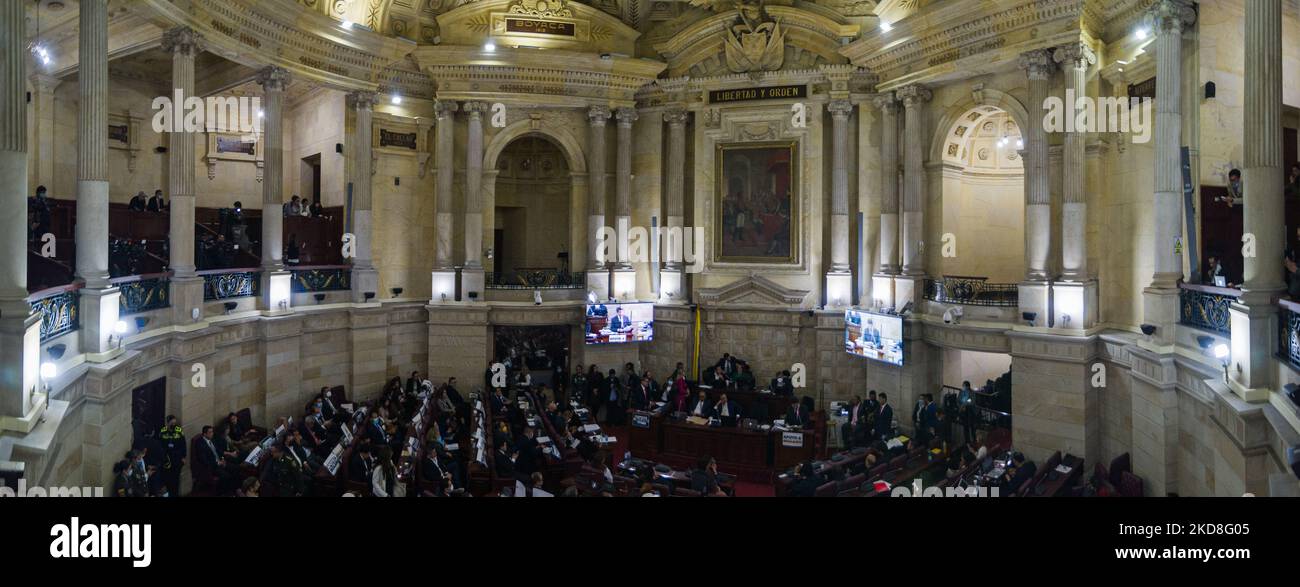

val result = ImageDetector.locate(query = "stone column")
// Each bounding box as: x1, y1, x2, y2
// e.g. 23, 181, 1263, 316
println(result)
163, 27, 205, 325
826, 99, 853, 307
1143, 0, 1195, 346
1018, 49, 1054, 282
661, 108, 688, 302
870, 93, 899, 309
0, 0, 42, 429
76, 0, 119, 355
612, 107, 638, 298
896, 84, 931, 305
27, 74, 59, 191
257, 66, 291, 312
460, 101, 487, 301
347, 90, 379, 302
1053, 42, 1099, 330
586, 105, 611, 299
1230, 0, 1281, 399
431, 101, 457, 301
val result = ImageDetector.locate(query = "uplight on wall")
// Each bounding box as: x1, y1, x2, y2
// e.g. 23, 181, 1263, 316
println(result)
880, 21, 893, 32
390, 94, 402, 105
484, 40, 496, 52
269, 273, 292, 311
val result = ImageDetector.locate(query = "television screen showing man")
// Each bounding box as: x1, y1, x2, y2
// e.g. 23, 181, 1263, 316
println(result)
585, 302, 654, 344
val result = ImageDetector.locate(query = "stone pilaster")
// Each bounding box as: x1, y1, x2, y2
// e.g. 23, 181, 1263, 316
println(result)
163, 27, 205, 325
0, 0, 42, 429
661, 108, 688, 302
76, 0, 119, 355
431, 101, 457, 301
1018, 49, 1054, 282
347, 90, 379, 302
461, 101, 488, 301
1056, 42, 1094, 281
614, 108, 637, 271
27, 74, 59, 192
870, 93, 900, 309
1230, 0, 1280, 399
257, 66, 291, 312
895, 84, 930, 306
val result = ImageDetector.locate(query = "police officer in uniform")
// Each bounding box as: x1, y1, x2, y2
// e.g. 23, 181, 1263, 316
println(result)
159, 415, 186, 497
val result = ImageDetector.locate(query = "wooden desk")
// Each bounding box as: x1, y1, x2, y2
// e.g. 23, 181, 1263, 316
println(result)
694, 386, 795, 422
658, 420, 770, 479
628, 410, 662, 459
772, 429, 816, 470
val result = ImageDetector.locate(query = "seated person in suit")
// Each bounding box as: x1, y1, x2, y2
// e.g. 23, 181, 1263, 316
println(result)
731, 363, 756, 391
587, 303, 608, 317
714, 392, 740, 422
515, 471, 553, 497
785, 401, 811, 429
770, 370, 795, 397
1002, 452, 1037, 495
261, 443, 306, 497
789, 462, 826, 497
690, 456, 726, 496
348, 443, 375, 484
422, 444, 454, 495
703, 365, 728, 388
608, 306, 633, 333
687, 390, 714, 418
494, 442, 517, 479
514, 426, 543, 476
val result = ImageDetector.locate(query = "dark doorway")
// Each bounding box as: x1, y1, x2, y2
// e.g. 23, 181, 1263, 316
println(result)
493, 228, 505, 280
301, 154, 322, 204
131, 377, 167, 449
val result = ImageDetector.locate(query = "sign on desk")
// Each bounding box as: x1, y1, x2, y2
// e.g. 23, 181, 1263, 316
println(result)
632, 414, 650, 429
781, 431, 804, 448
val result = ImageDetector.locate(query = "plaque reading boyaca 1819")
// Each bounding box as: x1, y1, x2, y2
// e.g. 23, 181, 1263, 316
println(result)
708, 85, 807, 104
380, 129, 417, 150
505, 17, 576, 36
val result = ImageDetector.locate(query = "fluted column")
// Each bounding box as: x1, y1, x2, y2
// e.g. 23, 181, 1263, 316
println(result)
76, 0, 110, 290
1149, 1, 1194, 290
1019, 49, 1054, 281
1056, 43, 1095, 281
897, 84, 931, 276
587, 106, 610, 271
462, 102, 487, 270
75, 0, 121, 355
614, 108, 637, 270
258, 67, 289, 273
1231, 0, 1280, 398
0, 0, 41, 424
347, 91, 379, 301
434, 101, 457, 271
873, 93, 900, 275
662, 108, 688, 301
829, 99, 852, 273
163, 27, 205, 323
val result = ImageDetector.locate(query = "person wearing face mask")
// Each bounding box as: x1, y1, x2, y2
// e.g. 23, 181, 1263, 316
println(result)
112, 460, 134, 497
159, 415, 186, 498
318, 387, 339, 421
368, 412, 389, 445
124, 452, 149, 497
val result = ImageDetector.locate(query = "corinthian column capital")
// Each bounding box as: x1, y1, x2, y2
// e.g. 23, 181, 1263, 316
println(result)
896, 84, 932, 107
1054, 42, 1097, 70
161, 26, 205, 57
1017, 49, 1055, 80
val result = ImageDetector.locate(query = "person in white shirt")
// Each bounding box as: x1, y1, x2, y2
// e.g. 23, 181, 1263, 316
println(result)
514, 472, 553, 497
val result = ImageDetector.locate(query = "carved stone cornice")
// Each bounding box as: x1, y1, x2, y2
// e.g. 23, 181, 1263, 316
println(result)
160, 26, 205, 57
653, 6, 859, 78
1018, 48, 1056, 80
841, 0, 1086, 89
696, 275, 811, 308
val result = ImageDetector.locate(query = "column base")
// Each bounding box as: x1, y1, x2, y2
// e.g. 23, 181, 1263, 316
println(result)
659, 268, 684, 303
871, 273, 897, 311
0, 303, 41, 425
1141, 285, 1180, 347
0, 391, 47, 435
1051, 279, 1097, 331
587, 267, 611, 301
351, 267, 380, 303
79, 286, 122, 356
825, 271, 852, 309
261, 270, 292, 314
431, 270, 457, 303
461, 268, 485, 302
1017, 280, 1051, 328
893, 274, 925, 310
611, 267, 637, 301
1227, 298, 1279, 399
169, 275, 205, 325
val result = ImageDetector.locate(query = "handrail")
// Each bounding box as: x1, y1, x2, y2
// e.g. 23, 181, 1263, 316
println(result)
26, 281, 84, 303
1178, 281, 1241, 297
109, 271, 173, 285
196, 266, 262, 276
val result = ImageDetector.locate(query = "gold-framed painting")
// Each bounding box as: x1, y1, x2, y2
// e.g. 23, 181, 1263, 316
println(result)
714, 140, 798, 263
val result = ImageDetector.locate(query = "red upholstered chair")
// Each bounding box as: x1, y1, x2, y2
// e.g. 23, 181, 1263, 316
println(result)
814, 480, 839, 497
1118, 471, 1144, 497
840, 473, 867, 492
673, 487, 702, 497
887, 454, 908, 470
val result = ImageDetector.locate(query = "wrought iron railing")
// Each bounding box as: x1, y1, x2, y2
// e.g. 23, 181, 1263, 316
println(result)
29, 288, 80, 343
486, 270, 586, 290
923, 276, 1019, 307
202, 269, 260, 301
116, 274, 171, 314
1178, 283, 1238, 335
1279, 300, 1300, 372
291, 265, 351, 292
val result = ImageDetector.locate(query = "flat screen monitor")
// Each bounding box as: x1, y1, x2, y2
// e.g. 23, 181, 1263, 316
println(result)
845, 309, 903, 366
585, 302, 654, 345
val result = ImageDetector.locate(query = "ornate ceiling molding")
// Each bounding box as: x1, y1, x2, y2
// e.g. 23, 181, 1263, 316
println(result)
653, 5, 858, 78
134, 0, 417, 91
840, 0, 1087, 90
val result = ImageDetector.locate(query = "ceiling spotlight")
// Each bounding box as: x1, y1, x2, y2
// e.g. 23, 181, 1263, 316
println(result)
1136, 27, 1149, 40
484, 41, 496, 52
391, 94, 402, 105
880, 21, 893, 32
341, 20, 354, 29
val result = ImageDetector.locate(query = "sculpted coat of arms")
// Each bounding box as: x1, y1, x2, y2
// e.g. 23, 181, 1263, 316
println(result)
692, 0, 786, 73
